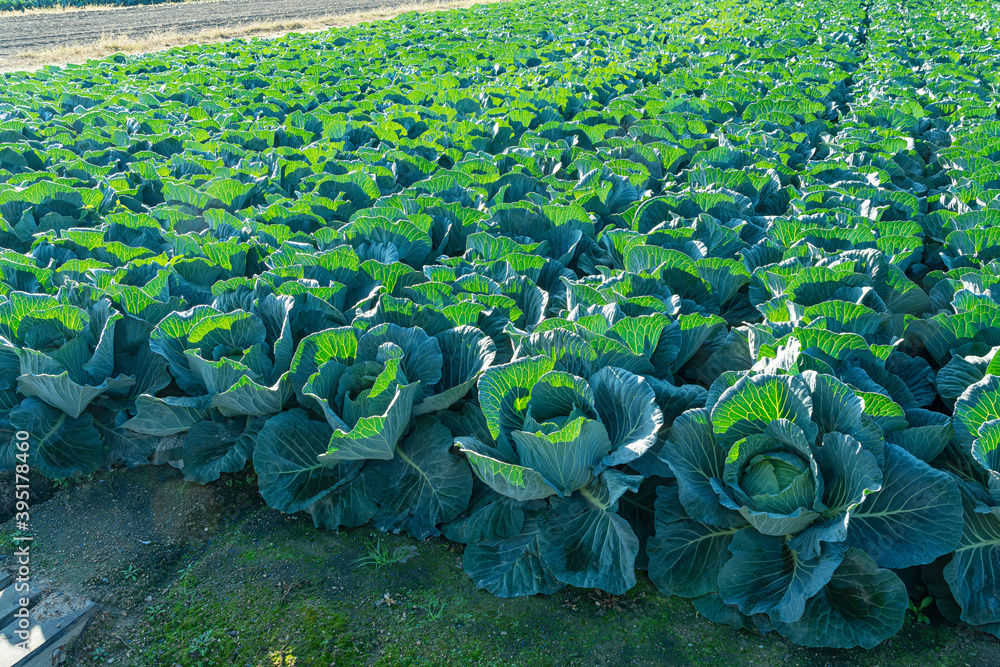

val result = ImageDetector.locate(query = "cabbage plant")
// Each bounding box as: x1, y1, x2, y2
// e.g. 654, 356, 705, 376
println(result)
452, 356, 662, 596
649, 371, 963, 648
251, 322, 493, 538
0, 293, 138, 477
124, 306, 290, 482
933, 375, 1000, 636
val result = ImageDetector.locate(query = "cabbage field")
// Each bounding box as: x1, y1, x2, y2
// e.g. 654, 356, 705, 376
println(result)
0, 0, 999, 652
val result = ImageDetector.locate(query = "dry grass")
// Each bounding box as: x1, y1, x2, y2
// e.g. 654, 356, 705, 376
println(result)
2, 0, 222, 16
0, 0, 504, 72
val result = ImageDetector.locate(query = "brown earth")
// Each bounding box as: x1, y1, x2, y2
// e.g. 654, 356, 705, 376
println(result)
0, 0, 500, 71
0, 466, 997, 666
0, 0, 430, 54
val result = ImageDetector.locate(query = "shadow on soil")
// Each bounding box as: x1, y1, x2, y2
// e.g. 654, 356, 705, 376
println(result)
0, 466, 996, 667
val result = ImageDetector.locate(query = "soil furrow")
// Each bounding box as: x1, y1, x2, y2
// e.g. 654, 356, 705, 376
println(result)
0, 0, 421, 56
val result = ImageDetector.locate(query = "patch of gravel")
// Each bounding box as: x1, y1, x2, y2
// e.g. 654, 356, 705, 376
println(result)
31, 585, 91, 622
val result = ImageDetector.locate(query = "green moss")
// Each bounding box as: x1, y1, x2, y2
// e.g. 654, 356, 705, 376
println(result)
0, 527, 19, 549
55, 470, 995, 667
238, 543, 314, 563
142, 580, 353, 666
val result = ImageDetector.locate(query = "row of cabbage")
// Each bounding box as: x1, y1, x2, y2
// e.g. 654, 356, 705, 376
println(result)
0, 0, 998, 650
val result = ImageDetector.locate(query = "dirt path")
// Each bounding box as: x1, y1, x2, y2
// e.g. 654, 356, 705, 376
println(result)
0, 0, 442, 61
0, 466, 996, 666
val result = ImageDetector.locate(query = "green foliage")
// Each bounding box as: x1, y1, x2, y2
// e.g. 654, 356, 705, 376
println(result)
907, 595, 934, 626
352, 538, 418, 570
1, 0, 1000, 650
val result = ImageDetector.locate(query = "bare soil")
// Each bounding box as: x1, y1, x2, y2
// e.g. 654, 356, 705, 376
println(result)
0, 466, 996, 666
0, 0, 434, 60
